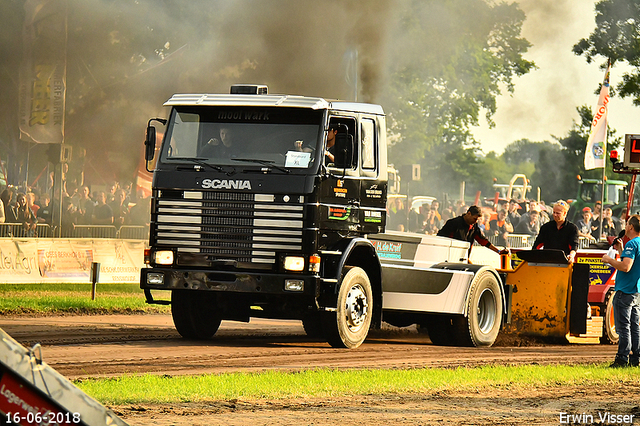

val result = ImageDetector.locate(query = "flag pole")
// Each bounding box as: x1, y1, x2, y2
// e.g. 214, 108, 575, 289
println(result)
599, 132, 607, 241
584, 59, 611, 241
599, 59, 611, 242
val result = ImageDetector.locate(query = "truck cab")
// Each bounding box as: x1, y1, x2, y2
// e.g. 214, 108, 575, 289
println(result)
141, 85, 511, 349
141, 86, 389, 347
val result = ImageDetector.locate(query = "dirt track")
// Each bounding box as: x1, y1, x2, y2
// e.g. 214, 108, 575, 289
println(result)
1, 314, 636, 426
0, 314, 620, 379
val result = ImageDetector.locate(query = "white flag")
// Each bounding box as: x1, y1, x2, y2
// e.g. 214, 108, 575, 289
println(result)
584, 64, 611, 170
19, 0, 67, 144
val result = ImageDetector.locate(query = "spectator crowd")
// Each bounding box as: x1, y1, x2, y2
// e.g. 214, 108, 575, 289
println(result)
386, 196, 625, 247
0, 181, 150, 237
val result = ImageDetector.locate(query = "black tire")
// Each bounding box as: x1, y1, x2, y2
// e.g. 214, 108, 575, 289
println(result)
601, 290, 619, 345
423, 316, 456, 345
302, 314, 324, 338
453, 271, 502, 347
323, 267, 373, 349
171, 290, 222, 339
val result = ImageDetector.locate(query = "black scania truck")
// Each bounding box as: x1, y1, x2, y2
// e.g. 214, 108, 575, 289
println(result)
140, 85, 507, 349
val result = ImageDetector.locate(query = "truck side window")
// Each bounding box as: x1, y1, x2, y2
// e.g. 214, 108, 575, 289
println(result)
165, 111, 199, 158
327, 117, 357, 169
361, 119, 376, 170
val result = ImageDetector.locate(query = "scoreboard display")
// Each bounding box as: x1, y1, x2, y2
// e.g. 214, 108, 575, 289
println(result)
624, 134, 640, 168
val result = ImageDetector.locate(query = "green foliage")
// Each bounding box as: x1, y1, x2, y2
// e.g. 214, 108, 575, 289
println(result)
502, 139, 558, 165
385, 0, 535, 196
76, 364, 640, 405
573, 0, 640, 104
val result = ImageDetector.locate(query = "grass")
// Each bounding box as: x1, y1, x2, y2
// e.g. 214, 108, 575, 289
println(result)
0, 283, 169, 315
75, 365, 640, 405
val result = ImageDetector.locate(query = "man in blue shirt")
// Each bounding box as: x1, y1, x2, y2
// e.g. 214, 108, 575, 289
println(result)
602, 214, 640, 368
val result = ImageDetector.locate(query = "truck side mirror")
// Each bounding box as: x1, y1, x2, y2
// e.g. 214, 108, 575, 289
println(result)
145, 125, 156, 162
334, 132, 354, 169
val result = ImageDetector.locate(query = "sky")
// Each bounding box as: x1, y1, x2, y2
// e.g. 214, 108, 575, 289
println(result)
472, 0, 640, 155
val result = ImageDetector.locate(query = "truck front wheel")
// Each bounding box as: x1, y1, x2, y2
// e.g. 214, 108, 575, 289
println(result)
171, 290, 222, 339
454, 271, 502, 347
323, 266, 373, 349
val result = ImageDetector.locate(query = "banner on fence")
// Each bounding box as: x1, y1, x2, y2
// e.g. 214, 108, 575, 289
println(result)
0, 239, 144, 283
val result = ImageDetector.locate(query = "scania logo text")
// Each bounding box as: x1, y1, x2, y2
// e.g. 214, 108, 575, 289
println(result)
201, 179, 252, 190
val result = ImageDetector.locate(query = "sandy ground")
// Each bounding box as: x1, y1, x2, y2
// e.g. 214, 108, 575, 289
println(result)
1, 314, 636, 425
114, 386, 640, 426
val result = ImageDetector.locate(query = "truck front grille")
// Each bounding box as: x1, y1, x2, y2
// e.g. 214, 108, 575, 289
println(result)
154, 191, 304, 265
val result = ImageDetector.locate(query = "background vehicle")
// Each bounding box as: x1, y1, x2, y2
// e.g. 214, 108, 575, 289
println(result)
492, 174, 532, 201
568, 177, 628, 222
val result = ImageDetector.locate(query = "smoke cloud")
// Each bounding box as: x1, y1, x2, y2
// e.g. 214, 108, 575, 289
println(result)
27, 0, 397, 187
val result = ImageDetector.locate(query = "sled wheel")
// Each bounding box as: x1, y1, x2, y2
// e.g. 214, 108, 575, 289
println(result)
601, 290, 619, 345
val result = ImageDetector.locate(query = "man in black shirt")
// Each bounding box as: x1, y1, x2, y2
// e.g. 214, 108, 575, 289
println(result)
437, 205, 508, 257
533, 200, 579, 263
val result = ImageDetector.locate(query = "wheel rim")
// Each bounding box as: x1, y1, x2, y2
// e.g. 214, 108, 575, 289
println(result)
344, 284, 369, 332
477, 288, 497, 334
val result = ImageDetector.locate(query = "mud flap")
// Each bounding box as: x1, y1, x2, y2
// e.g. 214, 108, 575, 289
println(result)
569, 263, 589, 336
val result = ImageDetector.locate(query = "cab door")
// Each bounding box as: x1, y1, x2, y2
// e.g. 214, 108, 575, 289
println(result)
317, 116, 361, 234
359, 116, 386, 234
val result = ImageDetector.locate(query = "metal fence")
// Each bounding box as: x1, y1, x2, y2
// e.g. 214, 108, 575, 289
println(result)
0, 223, 54, 238
0, 223, 149, 240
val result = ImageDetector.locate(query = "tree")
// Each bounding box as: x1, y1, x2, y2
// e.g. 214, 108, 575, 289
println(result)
489, 139, 557, 199
383, 0, 535, 197
502, 139, 557, 165
573, 0, 640, 104
532, 105, 625, 202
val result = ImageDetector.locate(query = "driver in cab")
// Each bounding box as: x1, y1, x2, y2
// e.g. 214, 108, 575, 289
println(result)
200, 127, 235, 158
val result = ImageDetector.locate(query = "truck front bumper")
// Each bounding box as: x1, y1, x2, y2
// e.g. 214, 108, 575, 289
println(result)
141, 267, 320, 297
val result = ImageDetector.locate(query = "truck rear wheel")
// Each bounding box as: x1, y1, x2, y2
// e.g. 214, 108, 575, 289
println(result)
453, 271, 502, 347
323, 266, 373, 349
601, 290, 619, 345
171, 290, 222, 339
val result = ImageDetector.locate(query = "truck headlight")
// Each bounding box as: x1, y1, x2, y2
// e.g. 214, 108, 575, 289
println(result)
154, 250, 174, 265
284, 256, 305, 271
284, 280, 304, 292
146, 272, 165, 285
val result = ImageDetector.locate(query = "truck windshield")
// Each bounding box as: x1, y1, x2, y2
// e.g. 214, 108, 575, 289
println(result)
160, 106, 324, 171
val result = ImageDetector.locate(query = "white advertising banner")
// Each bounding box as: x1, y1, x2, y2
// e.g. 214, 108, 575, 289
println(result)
0, 239, 144, 283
